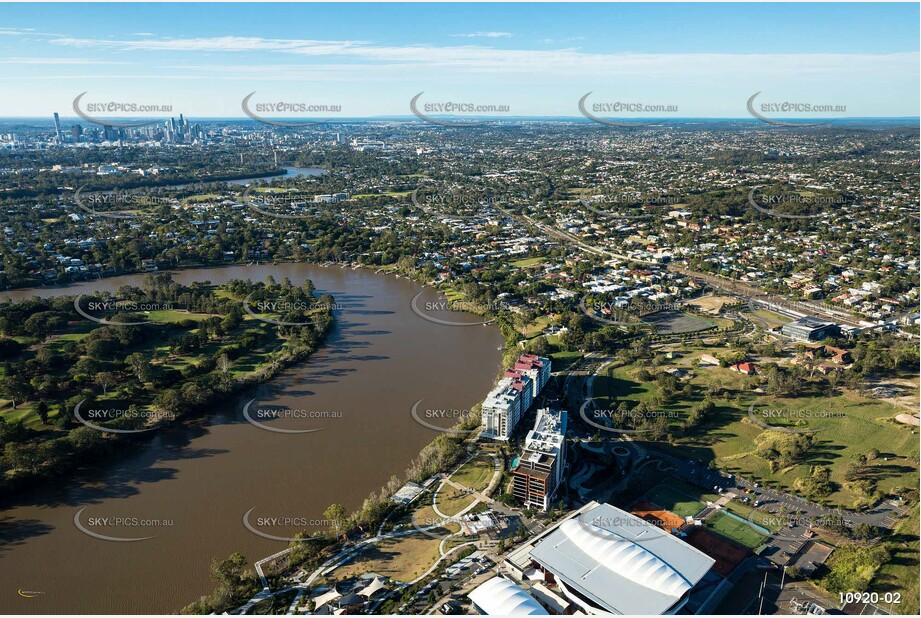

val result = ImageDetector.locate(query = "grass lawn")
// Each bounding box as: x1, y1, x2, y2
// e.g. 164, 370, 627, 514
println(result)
146, 309, 215, 323
645, 483, 706, 519
443, 289, 466, 303
873, 506, 920, 615
749, 309, 791, 328
594, 363, 659, 408
704, 510, 768, 549
228, 330, 285, 378
548, 350, 583, 373
660, 477, 722, 505
717, 497, 783, 533
434, 484, 477, 517
617, 359, 920, 509
42, 322, 97, 353
451, 456, 494, 492
718, 393, 919, 507
0, 402, 48, 429
518, 315, 553, 339
352, 191, 412, 199
181, 193, 222, 204
332, 532, 447, 582
509, 256, 545, 268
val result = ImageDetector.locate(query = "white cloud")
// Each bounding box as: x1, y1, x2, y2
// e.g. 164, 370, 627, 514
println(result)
46, 34, 915, 77
0, 57, 130, 65
0, 27, 64, 37
50, 36, 369, 54
450, 32, 513, 39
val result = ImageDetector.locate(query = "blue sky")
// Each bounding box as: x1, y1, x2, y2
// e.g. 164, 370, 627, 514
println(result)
1, 2, 918, 118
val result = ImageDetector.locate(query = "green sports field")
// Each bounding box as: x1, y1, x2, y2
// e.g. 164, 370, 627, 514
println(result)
646, 484, 706, 519
704, 510, 768, 550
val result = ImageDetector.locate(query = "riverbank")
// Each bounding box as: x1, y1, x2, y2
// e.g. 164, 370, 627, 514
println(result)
0, 281, 336, 499
0, 263, 504, 615
193, 264, 524, 613
0, 167, 287, 200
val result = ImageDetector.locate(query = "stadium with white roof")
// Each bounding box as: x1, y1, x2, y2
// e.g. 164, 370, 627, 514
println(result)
505, 501, 718, 615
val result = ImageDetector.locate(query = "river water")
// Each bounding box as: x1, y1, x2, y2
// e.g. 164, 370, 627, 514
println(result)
225, 166, 327, 185
0, 263, 503, 614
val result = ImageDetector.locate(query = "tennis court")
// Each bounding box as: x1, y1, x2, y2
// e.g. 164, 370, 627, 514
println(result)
630, 500, 686, 531
684, 526, 750, 576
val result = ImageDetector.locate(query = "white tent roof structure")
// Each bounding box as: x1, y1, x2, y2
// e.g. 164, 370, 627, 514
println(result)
311, 588, 341, 608
467, 577, 545, 615
358, 576, 387, 597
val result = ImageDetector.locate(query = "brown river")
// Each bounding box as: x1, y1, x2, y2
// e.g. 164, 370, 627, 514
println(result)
0, 263, 503, 614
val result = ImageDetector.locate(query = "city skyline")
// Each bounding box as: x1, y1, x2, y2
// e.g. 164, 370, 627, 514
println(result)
1, 2, 919, 118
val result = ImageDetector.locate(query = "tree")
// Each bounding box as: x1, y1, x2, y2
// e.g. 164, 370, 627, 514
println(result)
851, 522, 877, 542
793, 466, 834, 499
125, 353, 154, 382
35, 400, 50, 424
323, 503, 348, 538
210, 552, 249, 602
94, 372, 118, 395
0, 376, 32, 409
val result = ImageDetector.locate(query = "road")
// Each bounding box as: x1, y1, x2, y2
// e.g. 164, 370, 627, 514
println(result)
495, 201, 889, 333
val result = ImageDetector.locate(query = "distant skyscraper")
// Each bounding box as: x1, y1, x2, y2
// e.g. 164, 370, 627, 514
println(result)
53, 112, 63, 143
70, 124, 82, 142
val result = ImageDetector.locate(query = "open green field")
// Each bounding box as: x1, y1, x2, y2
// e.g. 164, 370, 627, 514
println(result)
596, 358, 918, 509
594, 363, 659, 407
332, 530, 448, 583
451, 456, 494, 492
434, 484, 477, 517
443, 289, 466, 303
45, 322, 96, 350
749, 309, 791, 328
704, 510, 768, 549
658, 477, 722, 506
518, 315, 553, 339
352, 191, 412, 199
646, 483, 706, 519
710, 393, 917, 507
548, 350, 583, 373
181, 193, 222, 204
146, 309, 216, 323
509, 256, 545, 268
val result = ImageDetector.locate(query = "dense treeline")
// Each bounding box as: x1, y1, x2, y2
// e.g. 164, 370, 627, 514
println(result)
0, 274, 334, 495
